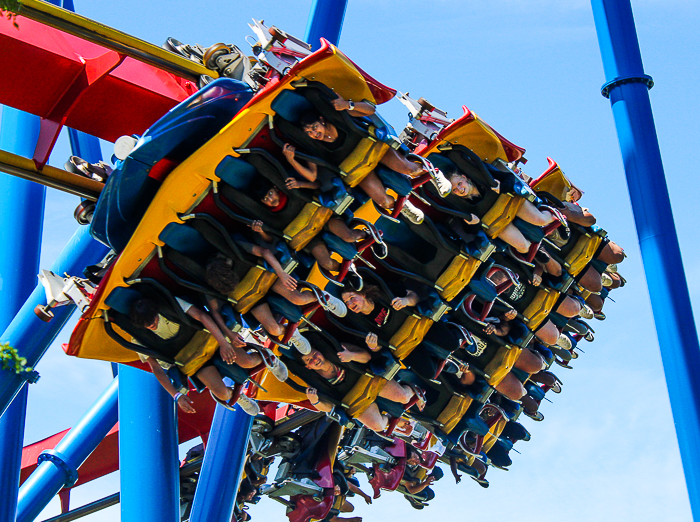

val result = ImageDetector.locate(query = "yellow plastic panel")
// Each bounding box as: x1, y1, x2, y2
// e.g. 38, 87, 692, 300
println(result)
285, 204, 334, 251
437, 255, 481, 302
523, 288, 560, 331
483, 344, 522, 387
481, 194, 525, 239
344, 375, 388, 418
390, 317, 434, 360
438, 395, 474, 434
339, 139, 390, 188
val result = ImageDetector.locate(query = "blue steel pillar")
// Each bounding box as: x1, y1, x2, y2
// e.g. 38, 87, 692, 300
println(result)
304, 0, 349, 50
0, 226, 109, 419
119, 365, 180, 522
591, 1, 700, 517
188, 406, 254, 522
0, 105, 45, 522
16, 378, 118, 522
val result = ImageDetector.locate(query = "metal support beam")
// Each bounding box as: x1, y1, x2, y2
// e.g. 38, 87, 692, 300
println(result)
304, 0, 349, 49
0, 105, 45, 522
17, 378, 118, 522
591, 1, 700, 518
0, 225, 109, 419
188, 404, 253, 522
118, 365, 179, 522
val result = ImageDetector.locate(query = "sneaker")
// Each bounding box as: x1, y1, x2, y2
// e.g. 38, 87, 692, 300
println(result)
258, 347, 289, 381
524, 410, 544, 422
550, 381, 562, 394
237, 393, 261, 416
556, 333, 572, 351
607, 263, 618, 273
594, 311, 606, 321
288, 329, 311, 355
584, 330, 595, 342
601, 272, 614, 287
578, 303, 594, 320
344, 263, 364, 291
400, 200, 424, 225
430, 168, 452, 197
321, 291, 347, 317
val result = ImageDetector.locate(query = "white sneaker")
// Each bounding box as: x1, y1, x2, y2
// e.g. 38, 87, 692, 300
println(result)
321, 292, 347, 317
288, 329, 311, 355
578, 303, 594, 320
601, 272, 614, 287
257, 346, 289, 381
556, 333, 572, 350
237, 393, 261, 416
431, 168, 452, 197
400, 200, 424, 225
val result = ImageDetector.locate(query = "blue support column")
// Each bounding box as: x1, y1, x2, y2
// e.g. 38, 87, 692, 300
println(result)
304, 0, 349, 49
0, 226, 109, 419
591, 1, 700, 517
16, 378, 118, 522
0, 106, 45, 522
188, 405, 253, 522
119, 365, 180, 522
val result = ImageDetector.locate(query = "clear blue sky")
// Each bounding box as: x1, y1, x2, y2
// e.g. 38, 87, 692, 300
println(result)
10, 0, 700, 520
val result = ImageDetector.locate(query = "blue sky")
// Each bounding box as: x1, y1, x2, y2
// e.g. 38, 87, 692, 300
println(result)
7, 0, 699, 520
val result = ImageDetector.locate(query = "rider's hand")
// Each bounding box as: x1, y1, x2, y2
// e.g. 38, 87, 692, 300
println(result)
306, 387, 319, 404
285, 177, 300, 190
176, 394, 196, 414
282, 143, 296, 162
504, 309, 517, 321
220, 342, 237, 365
531, 273, 542, 287
230, 332, 247, 348
250, 220, 264, 233
331, 96, 350, 111
280, 272, 297, 291
365, 332, 379, 351
338, 346, 354, 363
391, 297, 408, 310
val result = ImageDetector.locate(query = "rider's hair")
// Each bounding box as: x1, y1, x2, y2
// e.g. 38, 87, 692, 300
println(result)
298, 109, 323, 128
342, 284, 383, 305
129, 297, 160, 328
205, 254, 240, 294
238, 479, 257, 499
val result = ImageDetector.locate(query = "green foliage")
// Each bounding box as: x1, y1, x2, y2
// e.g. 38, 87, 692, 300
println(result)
0, 342, 32, 375
1, 0, 21, 28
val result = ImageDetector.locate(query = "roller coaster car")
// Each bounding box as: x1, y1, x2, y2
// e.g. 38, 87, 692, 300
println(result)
455, 402, 511, 465
261, 417, 342, 522
531, 158, 608, 278
338, 427, 398, 468
269, 80, 399, 189
277, 329, 405, 421
367, 437, 407, 498
95, 279, 263, 385
91, 78, 254, 253
463, 253, 568, 333
423, 146, 537, 241
371, 210, 490, 302
393, 367, 489, 442
321, 267, 443, 361
213, 148, 342, 251
69, 40, 396, 364
416, 102, 526, 166
156, 211, 298, 314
